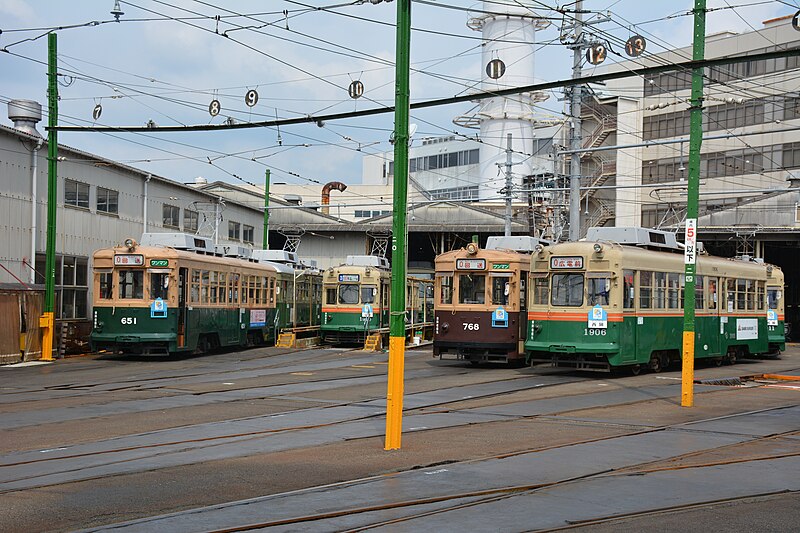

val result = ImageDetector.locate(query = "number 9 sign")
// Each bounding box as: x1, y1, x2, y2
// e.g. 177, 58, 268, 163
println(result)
245, 89, 259, 107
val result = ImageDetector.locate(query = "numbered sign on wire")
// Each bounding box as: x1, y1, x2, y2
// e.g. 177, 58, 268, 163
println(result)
92, 103, 102, 121
348, 80, 364, 99
625, 35, 646, 57
486, 58, 506, 79
586, 43, 607, 65
793, 10, 800, 31
245, 89, 259, 107
208, 99, 221, 117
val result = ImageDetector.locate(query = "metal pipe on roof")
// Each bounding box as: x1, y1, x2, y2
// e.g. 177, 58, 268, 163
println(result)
321, 181, 347, 215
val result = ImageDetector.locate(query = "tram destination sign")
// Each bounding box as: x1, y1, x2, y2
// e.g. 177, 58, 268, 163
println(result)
550, 256, 583, 269
339, 274, 360, 282
150, 259, 169, 267
114, 254, 144, 266
456, 258, 486, 270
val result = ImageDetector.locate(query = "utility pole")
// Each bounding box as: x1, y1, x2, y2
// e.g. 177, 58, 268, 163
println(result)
504, 133, 513, 236
40, 32, 58, 362
681, 0, 706, 408
567, 0, 584, 242
385, 0, 411, 451
262, 168, 270, 250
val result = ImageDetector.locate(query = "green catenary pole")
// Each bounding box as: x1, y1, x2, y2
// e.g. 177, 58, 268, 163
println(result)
263, 168, 270, 250
681, 0, 706, 407
41, 32, 59, 361
385, 0, 411, 451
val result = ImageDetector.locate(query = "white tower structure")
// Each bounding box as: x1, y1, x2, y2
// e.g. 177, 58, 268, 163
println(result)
457, 2, 551, 201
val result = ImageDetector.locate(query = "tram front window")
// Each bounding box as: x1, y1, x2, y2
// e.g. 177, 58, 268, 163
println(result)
587, 277, 610, 306
768, 289, 780, 309
458, 274, 485, 304
338, 284, 360, 305
551, 273, 583, 307
119, 270, 144, 299
491, 277, 509, 306
361, 285, 376, 304
150, 272, 169, 300
98, 272, 113, 299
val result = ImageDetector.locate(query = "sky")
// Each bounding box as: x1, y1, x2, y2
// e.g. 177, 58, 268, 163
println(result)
0, 0, 796, 197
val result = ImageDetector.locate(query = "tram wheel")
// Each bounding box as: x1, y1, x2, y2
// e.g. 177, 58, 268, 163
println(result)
714, 357, 723, 367
725, 351, 737, 365
648, 355, 662, 373
629, 364, 642, 376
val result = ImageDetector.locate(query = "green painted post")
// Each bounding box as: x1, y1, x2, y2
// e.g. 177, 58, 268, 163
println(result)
263, 168, 270, 250
681, 0, 706, 407
41, 32, 59, 361
385, 0, 411, 451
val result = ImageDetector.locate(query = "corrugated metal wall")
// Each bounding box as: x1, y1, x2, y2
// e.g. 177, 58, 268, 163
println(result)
0, 289, 43, 364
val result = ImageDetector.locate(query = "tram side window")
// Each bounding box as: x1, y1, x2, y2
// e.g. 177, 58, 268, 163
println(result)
757, 281, 765, 311
458, 274, 485, 305
339, 284, 359, 305
623, 270, 635, 309
190, 270, 200, 303
119, 270, 143, 299
218, 272, 228, 304
694, 275, 704, 310
326, 287, 337, 305
531, 274, 549, 306
439, 275, 453, 304
708, 277, 718, 310
150, 272, 169, 300
640, 271, 653, 309
737, 279, 747, 310
209, 271, 218, 304
98, 272, 113, 299
491, 276, 509, 306
551, 274, 583, 307
200, 270, 210, 303
745, 279, 755, 311
520, 276, 527, 311
587, 277, 610, 306
654, 272, 667, 308
362, 285, 376, 304
270, 278, 276, 304
667, 273, 681, 309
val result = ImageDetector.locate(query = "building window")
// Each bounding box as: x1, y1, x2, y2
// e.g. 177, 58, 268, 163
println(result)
162, 204, 180, 228
65, 179, 90, 209
184, 209, 199, 233
36, 254, 88, 319
228, 221, 241, 241
96, 187, 119, 215
242, 224, 254, 244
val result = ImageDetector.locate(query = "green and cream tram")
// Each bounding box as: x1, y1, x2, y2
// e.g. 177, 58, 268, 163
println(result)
91, 234, 278, 356
525, 228, 784, 374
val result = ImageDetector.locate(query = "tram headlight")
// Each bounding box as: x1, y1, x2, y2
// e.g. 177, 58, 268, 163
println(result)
441, 322, 449, 333
123, 237, 137, 251
593, 243, 603, 255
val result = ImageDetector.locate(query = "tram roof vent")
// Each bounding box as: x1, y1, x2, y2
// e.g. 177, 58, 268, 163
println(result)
486, 236, 549, 253
215, 244, 253, 259
252, 249, 299, 264
140, 232, 215, 254
586, 227, 681, 251
346, 255, 390, 269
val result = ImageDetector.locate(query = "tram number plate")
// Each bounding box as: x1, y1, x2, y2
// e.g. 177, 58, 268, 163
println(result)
584, 328, 606, 336
120, 317, 138, 325
463, 323, 480, 331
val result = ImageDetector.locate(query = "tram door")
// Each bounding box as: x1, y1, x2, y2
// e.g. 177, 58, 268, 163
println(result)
381, 281, 390, 328
177, 267, 188, 348
620, 270, 637, 362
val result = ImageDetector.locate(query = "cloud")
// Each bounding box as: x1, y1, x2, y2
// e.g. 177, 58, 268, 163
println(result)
0, 0, 35, 21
